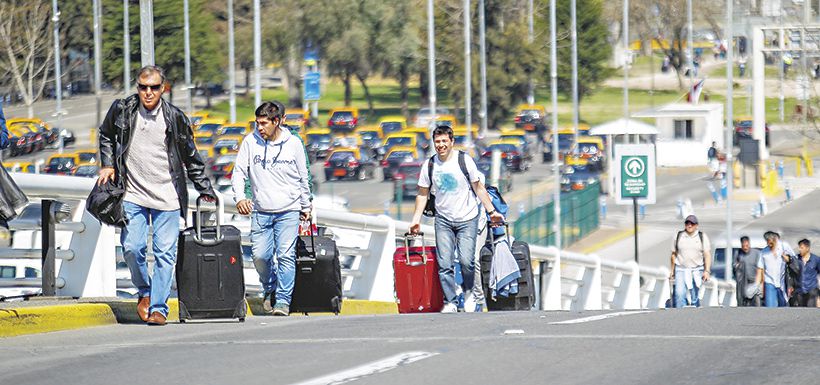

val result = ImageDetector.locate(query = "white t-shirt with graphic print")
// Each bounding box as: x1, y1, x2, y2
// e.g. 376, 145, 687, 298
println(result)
418, 152, 481, 222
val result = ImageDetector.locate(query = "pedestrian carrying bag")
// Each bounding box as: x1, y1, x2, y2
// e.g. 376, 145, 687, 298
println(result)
86, 180, 127, 227
422, 151, 474, 218
394, 233, 443, 313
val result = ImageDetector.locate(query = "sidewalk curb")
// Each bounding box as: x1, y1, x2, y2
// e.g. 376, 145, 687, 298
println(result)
580, 227, 636, 254
1, 299, 397, 338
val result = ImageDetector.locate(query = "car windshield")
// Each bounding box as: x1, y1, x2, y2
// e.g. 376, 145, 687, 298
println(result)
198, 124, 221, 134
308, 134, 331, 144
9, 123, 34, 134
49, 157, 75, 167
190, 116, 204, 125
417, 108, 450, 116
334, 137, 358, 147
285, 114, 304, 121
196, 136, 214, 146
77, 153, 97, 163
331, 112, 353, 121
435, 120, 454, 127
221, 127, 245, 135
329, 152, 355, 161
488, 144, 517, 153
359, 132, 379, 141
736, 120, 752, 128
519, 109, 541, 118
386, 137, 412, 147
214, 139, 239, 148
380, 122, 403, 133
75, 165, 98, 175
557, 134, 574, 149
387, 151, 415, 161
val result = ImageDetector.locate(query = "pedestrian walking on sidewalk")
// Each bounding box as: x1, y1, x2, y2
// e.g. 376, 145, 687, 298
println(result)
409, 125, 504, 313
97, 65, 216, 326
733, 236, 762, 307
789, 239, 820, 307
669, 215, 712, 308
232, 101, 312, 316
756, 231, 795, 307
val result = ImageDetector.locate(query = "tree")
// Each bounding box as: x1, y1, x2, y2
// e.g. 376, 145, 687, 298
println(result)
380, 0, 424, 119
0, 0, 53, 117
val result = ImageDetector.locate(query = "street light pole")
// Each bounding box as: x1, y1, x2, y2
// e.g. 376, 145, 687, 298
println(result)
139, 0, 155, 66
93, 0, 103, 126
184, 0, 193, 114
253, 0, 262, 107
427, 0, 437, 123
463, 0, 472, 147
686, 0, 694, 92
543, 0, 562, 311
51, 0, 64, 153
724, 0, 734, 293
123, 0, 130, 98
527, 0, 534, 105
623, 0, 630, 144
571, 0, 579, 149
478, 0, 488, 136
228, 0, 237, 122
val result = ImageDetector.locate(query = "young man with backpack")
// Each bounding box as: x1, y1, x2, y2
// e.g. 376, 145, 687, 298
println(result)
669, 215, 712, 308
409, 125, 504, 313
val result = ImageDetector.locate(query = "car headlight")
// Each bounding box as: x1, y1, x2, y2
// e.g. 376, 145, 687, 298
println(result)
561, 177, 570, 184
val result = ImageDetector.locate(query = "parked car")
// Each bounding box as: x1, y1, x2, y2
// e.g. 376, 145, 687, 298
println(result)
5, 128, 31, 156
196, 117, 227, 136
542, 131, 575, 162
305, 129, 333, 161
187, 111, 210, 129
401, 127, 431, 151
284, 109, 312, 130
567, 136, 606, 171
194, 131, 215, 147
8, 124, 42, 153
499, 129, 532, 159
72, 163, 99, 178
323, 148, 377, 181
378, 116, 407, 135
43, 154, 81, 175
482, 141, 529, 172
433, 114, 458, 129
212, 135, 244, 155
392, 162, 424, 200
513, 104, 549, 134
381, 133, 419, 155
560, 164, 601, 193
3, 162, 36, 173
733, 118, 770, 146
414, 107, 450, 128
356, 126, 384, 151
381, 146, 421, 181
327, 107, 360, 134
73, 149, 98, 164
210, 154, 237, 182
475, 158, 513, 193
218, 123, 250, 137
7, 118, 58, 146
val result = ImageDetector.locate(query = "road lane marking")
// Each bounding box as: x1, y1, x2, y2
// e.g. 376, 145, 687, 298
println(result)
549, 311, 653, 325
292, 351, 438, 385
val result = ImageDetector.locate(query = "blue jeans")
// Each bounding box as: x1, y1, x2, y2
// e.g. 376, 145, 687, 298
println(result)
674, 266, 703, 308
434, 214, 479, 305
121, 201, 180, 317
763, 283, 788, 307
250, 210, 299, 305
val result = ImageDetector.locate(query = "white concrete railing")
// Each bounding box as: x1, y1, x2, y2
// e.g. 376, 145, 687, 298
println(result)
2, 173, 737, 309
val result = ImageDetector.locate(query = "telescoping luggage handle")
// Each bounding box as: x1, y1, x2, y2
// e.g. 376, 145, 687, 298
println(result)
403, 233, 429, 265
300, 218, 318, 260
194, 195, 223, 246
488, 222, 511, 253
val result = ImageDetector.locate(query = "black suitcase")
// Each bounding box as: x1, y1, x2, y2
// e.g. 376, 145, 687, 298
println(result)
480, 226, 535, 311
289, 221, 343, 315
176, 197, 247, 322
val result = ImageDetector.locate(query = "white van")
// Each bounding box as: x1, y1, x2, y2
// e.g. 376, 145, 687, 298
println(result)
0, 259, 41, 299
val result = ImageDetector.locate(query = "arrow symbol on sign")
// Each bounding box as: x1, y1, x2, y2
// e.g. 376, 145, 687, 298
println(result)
628, 161, 641, 174
624, 157, 645, 178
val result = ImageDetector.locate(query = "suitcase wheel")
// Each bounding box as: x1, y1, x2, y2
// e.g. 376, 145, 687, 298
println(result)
238, 317, 245, 323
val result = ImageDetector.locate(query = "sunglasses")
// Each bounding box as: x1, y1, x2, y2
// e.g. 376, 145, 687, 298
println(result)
137, 83, 162, 92
685, 221, 696, 226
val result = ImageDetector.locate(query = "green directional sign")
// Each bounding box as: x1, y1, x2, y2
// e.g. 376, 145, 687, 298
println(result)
621, 155, 648, 198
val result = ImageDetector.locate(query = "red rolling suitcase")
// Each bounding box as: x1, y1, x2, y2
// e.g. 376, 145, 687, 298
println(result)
393, 233, 443, 313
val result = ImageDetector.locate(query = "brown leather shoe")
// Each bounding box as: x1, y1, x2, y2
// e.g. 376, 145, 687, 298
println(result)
137, 296, 151, 322
146, 311, 166, 326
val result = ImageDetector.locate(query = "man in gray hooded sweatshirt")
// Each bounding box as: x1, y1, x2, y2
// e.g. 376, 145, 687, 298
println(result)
232, 101, 312, 316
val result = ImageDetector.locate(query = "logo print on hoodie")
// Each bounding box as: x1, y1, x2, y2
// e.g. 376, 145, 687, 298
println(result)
253, 154, 295, 168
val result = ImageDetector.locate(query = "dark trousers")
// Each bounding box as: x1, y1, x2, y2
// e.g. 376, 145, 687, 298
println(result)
794, 288, 820, 307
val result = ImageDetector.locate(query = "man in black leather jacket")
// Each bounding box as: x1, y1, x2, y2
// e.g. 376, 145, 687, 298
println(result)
97, 65, 215, 326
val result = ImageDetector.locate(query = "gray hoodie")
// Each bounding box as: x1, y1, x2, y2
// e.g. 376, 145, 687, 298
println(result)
232, 127, 311, 213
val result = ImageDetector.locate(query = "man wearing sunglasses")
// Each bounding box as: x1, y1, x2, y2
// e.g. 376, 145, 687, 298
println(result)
97, 65, 215, 326
669, 215, 712, 308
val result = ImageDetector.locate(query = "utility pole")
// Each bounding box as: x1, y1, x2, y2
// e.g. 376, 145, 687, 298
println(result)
139, 0, 154, 66
464, 0, 472, 147
623, 0, 630, 144
123, 0, 130, 98
94, 0, 103, 126
527, 0, 535, 104
544, 0, 562, 311
184, 0, 193, 114
686, 0, 694, 93
427, 0, 437, 126
724, 0, 734, 292
478, 0, 488, 136
253, 0, 262, 107
571, 0, 579, 150
52, 0, 64, 153
228, 0, 237, 122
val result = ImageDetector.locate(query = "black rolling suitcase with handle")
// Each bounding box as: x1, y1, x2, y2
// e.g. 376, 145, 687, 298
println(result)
289, 220, 343, 315
480, 224, 536, 311
176, 196, 247, 322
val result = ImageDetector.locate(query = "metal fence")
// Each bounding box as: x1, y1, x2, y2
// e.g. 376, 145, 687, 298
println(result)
512, 185, 600, 247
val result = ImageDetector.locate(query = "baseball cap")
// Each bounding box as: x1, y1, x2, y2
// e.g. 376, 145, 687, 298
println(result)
684, 215, 698, 224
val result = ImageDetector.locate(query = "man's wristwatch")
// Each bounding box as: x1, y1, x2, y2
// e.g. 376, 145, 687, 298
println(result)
487, 209, 496, 216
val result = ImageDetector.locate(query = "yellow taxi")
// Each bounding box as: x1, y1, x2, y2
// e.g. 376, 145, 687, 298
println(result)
72, 149, 98, 164
283, 109, 311, 130
197, 145, 216, 161
323, 147, 377, 181
44, 153, 81, 175
188, 111, 210, 128
212, 134, 245, 155
401, 126, 432, 150
378, 115, 407, 136
356, 126, 384, 149
332, 134, 361, 148
513, 104, 548, 133
2, 161, 36, 173
197, 117, 227, 136
218, 123, 251, 137
573, 136, 606, 170
327, 107, 360, 133
382, 133, 418, 154
433, 114, 458, 128
194, 131, 216, 147
453, 125, 479, 139
305, 128, 333, 160
384, 145, 420, 160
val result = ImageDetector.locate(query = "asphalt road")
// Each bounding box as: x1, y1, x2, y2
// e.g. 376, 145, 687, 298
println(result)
1, 308, 818, 385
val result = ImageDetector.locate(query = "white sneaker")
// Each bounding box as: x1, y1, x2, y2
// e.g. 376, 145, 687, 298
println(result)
440, 303, 458, 313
